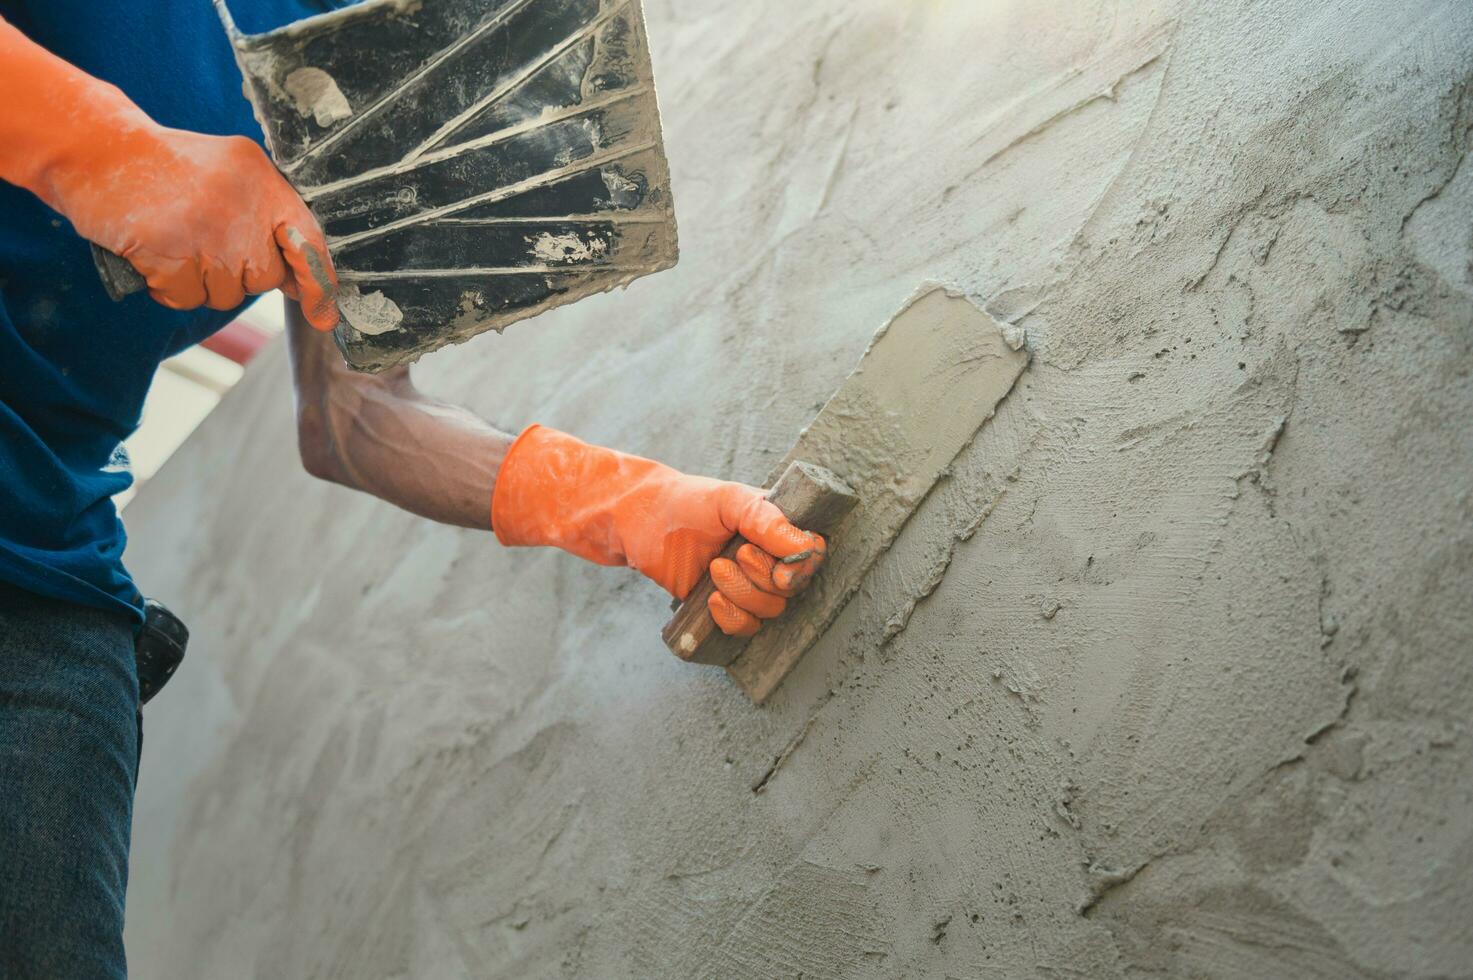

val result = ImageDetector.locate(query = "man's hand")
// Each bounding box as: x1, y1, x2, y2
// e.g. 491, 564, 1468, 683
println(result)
57, 129, 340, 328
0, 17, 338, 329
492, 425, 827, 637
707, 538, 828, 638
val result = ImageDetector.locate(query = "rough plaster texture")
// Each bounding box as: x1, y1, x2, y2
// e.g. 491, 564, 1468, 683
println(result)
123, 1, 1473, 976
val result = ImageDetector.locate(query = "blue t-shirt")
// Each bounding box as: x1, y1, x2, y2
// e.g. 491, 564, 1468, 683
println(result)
0, 0, 352, 624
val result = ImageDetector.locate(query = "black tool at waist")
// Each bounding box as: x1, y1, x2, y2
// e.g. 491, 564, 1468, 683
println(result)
135, 599, 187, 706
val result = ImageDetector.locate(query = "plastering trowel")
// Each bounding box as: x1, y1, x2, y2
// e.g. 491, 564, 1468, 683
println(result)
94, 0, 678, 372
663, 285, 1029, 704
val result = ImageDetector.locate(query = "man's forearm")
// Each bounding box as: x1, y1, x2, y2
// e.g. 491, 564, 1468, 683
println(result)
0, 16, 152, 200
2, 15, 340, 324
286, 304, 512, 530
285, 303, 828, 636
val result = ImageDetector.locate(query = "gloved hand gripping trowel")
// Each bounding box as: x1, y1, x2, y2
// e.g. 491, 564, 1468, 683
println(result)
661, 286, 1029, 703
96, 0, 679, 373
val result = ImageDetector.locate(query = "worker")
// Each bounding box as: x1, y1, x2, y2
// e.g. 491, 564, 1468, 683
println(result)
0, 3, 826, 976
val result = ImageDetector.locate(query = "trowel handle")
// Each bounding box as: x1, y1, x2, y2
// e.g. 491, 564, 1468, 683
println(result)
91, 244, 148, 302
663, 460, 859, 668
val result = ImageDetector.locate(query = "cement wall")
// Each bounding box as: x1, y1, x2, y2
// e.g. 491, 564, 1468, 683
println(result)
123, 1, 1473, 976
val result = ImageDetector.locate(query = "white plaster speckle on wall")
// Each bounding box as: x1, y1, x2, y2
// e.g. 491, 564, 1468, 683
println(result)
123, 1, 1473, 976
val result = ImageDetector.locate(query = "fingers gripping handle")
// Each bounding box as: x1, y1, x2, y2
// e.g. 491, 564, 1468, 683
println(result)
663, 461, 859, 667
92, 244, 148, 301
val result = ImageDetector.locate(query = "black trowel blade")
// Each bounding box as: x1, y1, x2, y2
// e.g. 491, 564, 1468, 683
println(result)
217, 0, 679, 372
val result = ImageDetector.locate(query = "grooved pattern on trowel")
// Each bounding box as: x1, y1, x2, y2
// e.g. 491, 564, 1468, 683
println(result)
728, 285, 1028, 703
220, 0, 678, 372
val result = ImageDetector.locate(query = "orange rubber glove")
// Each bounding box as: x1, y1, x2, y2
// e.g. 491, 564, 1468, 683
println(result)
492, 426, 827, 637
0, 17, 339, 329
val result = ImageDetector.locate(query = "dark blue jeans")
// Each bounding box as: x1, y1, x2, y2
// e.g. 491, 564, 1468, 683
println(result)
0, 581, 138, 979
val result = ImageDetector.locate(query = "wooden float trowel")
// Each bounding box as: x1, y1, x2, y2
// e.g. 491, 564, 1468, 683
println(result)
94, 0, 679, 373
663, 285, 1030, 704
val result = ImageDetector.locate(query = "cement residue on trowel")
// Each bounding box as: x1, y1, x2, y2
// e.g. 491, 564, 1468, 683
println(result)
530, 232, 609, 265
337, 286, 404, 336
725, 285, 1031, 703
601, 170, 643, 209
284, 67, 353, 127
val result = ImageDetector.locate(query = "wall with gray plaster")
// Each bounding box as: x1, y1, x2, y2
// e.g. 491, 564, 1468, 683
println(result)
122, 1, 1473, 976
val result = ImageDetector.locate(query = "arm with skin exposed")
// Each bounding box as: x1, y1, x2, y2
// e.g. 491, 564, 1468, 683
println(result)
0, 11, 823, 637
286, 306, 826, 636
